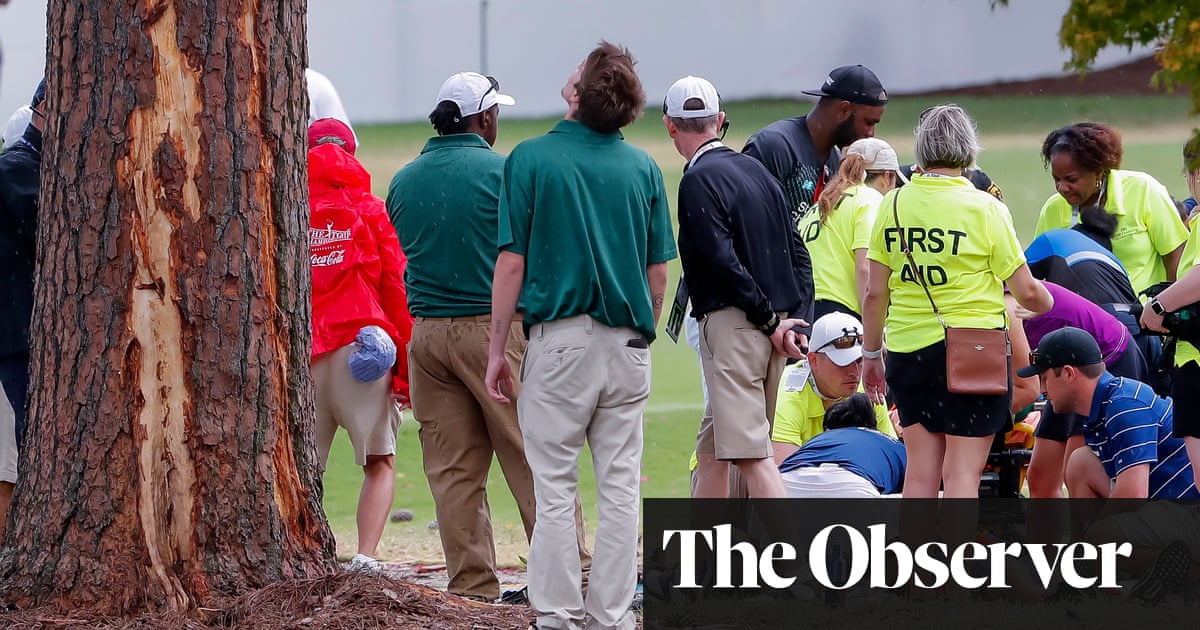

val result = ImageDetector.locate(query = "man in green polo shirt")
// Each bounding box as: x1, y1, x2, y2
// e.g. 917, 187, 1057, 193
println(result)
486, 42, 677, 630
388, 72, 592, 603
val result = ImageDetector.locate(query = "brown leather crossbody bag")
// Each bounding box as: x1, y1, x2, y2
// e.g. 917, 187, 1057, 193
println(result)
891, 192, 1009, 395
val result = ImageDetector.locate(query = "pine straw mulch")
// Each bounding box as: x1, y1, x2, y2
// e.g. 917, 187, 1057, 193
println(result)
0, 572, 535, 629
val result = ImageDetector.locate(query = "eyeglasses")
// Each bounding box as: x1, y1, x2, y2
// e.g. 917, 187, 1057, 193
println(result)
478, 75, 500, 112
1027, 350, 1048, 366
818, 332, 862, 353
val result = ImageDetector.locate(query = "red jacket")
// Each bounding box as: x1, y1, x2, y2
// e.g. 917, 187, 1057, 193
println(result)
309, 143, 412, 399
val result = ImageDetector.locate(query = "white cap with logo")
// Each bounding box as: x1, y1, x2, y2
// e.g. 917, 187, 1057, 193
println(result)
436, 72, 516, 117
664, 75, 720, 119
809, 312, 865, 367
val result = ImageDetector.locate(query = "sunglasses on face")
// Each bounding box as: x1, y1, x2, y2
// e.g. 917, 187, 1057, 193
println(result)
478, 75, 501, 111
818, 332, 862, 352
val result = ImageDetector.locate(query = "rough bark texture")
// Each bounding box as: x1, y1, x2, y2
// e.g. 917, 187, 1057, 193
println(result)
0, 0, 336, 615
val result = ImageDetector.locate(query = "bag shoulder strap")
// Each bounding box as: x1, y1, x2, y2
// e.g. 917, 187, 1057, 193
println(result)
891, 191, 948, 329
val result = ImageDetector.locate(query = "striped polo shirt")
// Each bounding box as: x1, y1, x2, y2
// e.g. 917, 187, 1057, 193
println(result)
1083, 372, 1198, 498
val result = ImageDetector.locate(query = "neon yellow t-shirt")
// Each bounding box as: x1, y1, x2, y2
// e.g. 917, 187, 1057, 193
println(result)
1174, 214, 1200, 367
867, 174, 1025, 353
797, 183, 880, 314
771, 362, 895, 447
1034, 169, 1187, 295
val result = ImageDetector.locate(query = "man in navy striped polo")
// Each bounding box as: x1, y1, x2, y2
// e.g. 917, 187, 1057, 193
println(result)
1020, 326, 1197, 499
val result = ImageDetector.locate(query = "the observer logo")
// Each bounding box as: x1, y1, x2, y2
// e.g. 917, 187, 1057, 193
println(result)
663, 523, 1133, 591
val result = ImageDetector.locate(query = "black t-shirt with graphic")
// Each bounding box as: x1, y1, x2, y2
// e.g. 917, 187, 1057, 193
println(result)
743, 115, 840, 227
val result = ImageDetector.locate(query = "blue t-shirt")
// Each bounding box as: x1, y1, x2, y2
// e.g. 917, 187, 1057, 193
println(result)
1083, 373, 1198, 498
1024, 228, 1137, 307
778, 427, 907, 494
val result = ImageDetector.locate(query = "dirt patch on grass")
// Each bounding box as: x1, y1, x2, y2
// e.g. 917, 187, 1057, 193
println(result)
900, 55, 1181, 98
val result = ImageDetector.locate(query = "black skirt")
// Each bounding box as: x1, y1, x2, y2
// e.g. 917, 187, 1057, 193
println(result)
886, 340, 1011, 437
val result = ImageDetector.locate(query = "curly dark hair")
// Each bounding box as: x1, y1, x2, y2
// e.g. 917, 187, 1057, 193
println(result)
1041, 122, 1123, 174
574, 41, 645, 134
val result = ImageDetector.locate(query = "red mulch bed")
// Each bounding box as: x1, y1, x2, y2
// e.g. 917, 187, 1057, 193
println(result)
0, 573, 535, 629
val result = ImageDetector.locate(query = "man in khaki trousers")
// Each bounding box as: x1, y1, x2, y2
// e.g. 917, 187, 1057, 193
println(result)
487, 43, 678, 630
388, 71, 588, 602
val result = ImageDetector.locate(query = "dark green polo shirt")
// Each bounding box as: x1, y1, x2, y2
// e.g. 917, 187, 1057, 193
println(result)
387, 133, 505, 317
498, 119, 677, 340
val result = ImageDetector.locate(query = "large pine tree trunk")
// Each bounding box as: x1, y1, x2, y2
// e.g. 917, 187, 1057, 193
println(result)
0, 0, 337, 614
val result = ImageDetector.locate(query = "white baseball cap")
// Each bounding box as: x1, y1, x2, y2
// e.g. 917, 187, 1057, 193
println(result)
436, 72, 515, 117
809, 312, 865, 367
845, 137, 908, 183
664, 75, 719, 119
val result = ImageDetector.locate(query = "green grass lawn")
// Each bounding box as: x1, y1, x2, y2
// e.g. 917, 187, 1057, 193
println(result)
324, 94, 1198, 563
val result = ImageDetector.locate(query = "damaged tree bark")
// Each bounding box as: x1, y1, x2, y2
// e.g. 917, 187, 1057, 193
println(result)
0, 0, 336, 615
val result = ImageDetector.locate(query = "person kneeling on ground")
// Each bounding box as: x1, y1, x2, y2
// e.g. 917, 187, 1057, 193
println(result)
779, 393, 905, 497
1020, 326, 1196, 500
772, 312, 897, 466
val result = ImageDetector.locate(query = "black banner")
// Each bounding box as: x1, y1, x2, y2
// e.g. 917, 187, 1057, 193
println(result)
643, 498, 1200, 628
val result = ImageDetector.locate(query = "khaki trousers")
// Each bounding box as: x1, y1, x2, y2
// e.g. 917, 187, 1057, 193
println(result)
519, 315, 649, 630
410, 314, 589, 600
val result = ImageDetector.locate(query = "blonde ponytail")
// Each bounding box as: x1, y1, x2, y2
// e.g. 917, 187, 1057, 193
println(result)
817, 153, 866, 225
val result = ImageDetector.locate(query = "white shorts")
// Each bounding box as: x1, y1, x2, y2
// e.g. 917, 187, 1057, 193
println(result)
782, 463, 880, 498
312, 343, 401, 467
0, 381, 17, 483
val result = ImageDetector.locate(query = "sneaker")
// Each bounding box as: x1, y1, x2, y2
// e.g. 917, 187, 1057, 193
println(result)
498, 586, 528, 605
346, 553, 382, 573
1129, 540, 1191, 605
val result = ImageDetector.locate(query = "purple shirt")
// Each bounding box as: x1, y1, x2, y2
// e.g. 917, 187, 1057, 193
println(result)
1023, 282, 1129, 366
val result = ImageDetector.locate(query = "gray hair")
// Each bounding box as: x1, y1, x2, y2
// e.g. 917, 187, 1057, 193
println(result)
913, 104, 980, 170
671, 114, 720, 135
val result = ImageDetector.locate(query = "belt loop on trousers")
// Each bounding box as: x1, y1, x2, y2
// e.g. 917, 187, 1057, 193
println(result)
536, 323, 544, 340
584, 315, 593, 335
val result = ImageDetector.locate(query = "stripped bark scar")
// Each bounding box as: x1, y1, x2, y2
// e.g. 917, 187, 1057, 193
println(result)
115, 0, 203, 611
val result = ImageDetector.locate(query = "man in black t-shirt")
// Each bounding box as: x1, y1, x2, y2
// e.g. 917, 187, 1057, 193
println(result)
665, 75, 810, 499
744, 64, 889, 226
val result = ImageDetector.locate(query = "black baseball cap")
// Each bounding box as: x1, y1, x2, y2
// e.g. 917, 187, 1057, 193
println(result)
802, 65, 888, 106
30, 79, 46, 109
1017, 327, 1104, 378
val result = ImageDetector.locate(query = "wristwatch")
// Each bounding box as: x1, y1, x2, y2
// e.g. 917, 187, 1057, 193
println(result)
759, 313, 781, 336
1149, 297, 1167, 316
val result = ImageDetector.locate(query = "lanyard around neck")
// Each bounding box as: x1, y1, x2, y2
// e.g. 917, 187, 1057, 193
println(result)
688, 139, 724, 170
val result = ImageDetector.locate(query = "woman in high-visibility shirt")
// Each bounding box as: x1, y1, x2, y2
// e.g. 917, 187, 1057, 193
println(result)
1139, 134, 1200, 487
1034, 122, 1187, 296
804, 137, 906, 320
862, 104, 1053, 499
